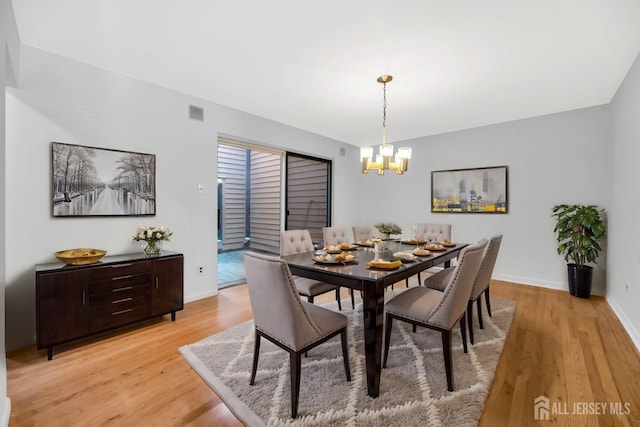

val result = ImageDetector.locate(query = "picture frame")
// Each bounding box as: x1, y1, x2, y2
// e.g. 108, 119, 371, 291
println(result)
52, 142, 156, 217
431, 165, 508, 213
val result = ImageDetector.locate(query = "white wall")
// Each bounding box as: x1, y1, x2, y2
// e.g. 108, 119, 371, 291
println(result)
359, 106, 611, 292
2, 0, 19, 421
609, 52, 640, 350
5, 45, 361, 351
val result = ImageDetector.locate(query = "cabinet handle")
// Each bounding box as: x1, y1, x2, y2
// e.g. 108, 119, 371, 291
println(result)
82, 291, 86, 306
155, 277, 159, 290
112, 309, 133, 316
111, 263, 133, 268
112, 286, 133, 292
111, 274, 133, 281
112, 298, 133, 304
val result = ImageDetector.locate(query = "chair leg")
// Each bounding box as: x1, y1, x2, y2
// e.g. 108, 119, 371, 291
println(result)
476, 298, 484, 329
460, 313, 468, 353
441, 330, 454, 391
350, 289, 355, 309
405, 278, 409, 288
485, 287, 492, 317
250, 332, 261, 385
412, 324, 417, 333
336, 288, 342, 311
308, 296, 314, 303
340, 329, 351, 381
418, 272, 422, 285
467, 300, 475, 345
383, 315, 393, 368
290, 351, 302, 418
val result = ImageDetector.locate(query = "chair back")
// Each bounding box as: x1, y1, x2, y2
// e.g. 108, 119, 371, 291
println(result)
280, 229, 315, 256
470, 234, 503, 299
322, 227, 349, 246
244, 251, 322, 350
352, 225, 374, 242
428, 239, 487, 329
417, 223, 452, 243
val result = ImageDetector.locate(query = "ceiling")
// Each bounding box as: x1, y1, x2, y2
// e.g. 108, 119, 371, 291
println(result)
11, 1, 640, 146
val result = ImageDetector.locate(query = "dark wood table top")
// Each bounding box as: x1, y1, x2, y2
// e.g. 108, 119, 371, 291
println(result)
281, 243, 468, 290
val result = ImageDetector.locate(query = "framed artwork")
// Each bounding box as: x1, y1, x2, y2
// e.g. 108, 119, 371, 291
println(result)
52, 142, 156, 217
431, 165, 508, 213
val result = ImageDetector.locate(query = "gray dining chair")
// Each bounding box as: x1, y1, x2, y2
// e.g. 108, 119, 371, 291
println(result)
244, 251, 351, 418
322, 226, 350, 246
423, 234, 503, 344
281, 229, 346, 310
416, 223, 452, 243
352, 225, 375, 243
383, 239, 487, 391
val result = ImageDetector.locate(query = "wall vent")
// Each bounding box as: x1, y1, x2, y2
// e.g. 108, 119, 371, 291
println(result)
189, 105, 204, 121
340, 147, 346, 156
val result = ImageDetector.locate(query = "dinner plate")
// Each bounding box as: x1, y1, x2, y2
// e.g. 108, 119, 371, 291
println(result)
412, 251, 432, 257
324, 250, 342, 254
400, 239, 426, 245
440, 242, 456, 247
313, 257, 357, 265
367, 264, 401, 271
355, 241, 374, 247
427, 248, 446, 252
395, 257, 416, 263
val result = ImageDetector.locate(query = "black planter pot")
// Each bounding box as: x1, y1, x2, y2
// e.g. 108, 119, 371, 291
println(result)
567, 264, 593, 298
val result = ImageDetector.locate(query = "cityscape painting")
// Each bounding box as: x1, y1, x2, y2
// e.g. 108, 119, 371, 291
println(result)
431, 165, 508, 213
52, 142, 156, 217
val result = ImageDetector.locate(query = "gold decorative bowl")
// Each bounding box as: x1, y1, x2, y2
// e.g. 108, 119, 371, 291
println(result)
55, 248, 107, 265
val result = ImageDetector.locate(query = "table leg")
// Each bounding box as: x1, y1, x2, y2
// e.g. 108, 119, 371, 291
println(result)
362, 281, 385, 397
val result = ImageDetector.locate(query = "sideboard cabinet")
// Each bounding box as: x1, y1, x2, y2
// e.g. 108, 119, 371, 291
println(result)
36, 251, 184, 360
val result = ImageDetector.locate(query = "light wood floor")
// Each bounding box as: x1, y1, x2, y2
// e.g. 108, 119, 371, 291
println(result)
7, 279, 640, 426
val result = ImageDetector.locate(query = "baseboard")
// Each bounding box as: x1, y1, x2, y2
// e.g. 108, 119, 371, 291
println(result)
0, 397, 11, 427
606, 296, 640, 353
184, 288, 218, 304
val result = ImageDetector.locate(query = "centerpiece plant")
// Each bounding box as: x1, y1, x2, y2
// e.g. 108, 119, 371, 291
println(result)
133, 226, 173, 257
374, 222, 402, 239
551, 204, 605, 298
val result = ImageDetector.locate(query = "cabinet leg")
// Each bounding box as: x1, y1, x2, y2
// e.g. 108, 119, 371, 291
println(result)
47, 347, 53, 361
171, 312, 176, 321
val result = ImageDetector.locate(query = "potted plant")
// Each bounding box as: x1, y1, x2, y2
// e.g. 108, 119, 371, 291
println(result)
374, 223, 402, 240
551, 204, 606, 298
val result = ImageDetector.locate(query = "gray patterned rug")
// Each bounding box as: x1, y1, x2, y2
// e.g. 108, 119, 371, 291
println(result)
179, 289, 516, 426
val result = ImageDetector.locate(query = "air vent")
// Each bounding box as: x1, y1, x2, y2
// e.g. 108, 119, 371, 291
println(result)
340, 147, 346, 156
189, 105, 204, 121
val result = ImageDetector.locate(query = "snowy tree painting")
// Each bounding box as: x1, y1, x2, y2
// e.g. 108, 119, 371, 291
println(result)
52, 142, 156, 216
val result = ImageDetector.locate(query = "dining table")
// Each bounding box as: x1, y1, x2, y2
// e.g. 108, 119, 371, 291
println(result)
280, 241, 469, 398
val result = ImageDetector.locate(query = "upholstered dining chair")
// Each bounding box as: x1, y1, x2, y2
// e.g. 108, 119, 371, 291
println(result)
321, 227, 356, 308
352, 225, 375, 243
416, 223, 452, 243
243, 251, 351, 418
383, 239, 487, 391
281, 229, 346, 310
322, 226, 350, 246
423, 234, 503, 344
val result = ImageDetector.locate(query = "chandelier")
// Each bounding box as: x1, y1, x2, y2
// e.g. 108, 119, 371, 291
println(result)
360, 75, 412, 175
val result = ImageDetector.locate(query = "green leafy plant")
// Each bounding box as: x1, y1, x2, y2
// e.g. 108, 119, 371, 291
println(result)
551, 204, 605, 268
374, 222, 402, 235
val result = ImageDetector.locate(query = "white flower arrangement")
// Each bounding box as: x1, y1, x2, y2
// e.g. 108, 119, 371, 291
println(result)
133, 226, 173, 243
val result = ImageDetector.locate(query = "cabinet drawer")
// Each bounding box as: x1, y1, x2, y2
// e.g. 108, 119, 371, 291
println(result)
89, 261, 151, 281
90, 297, 150, 332
91, 284, 150, 306
90, 273, 150, 294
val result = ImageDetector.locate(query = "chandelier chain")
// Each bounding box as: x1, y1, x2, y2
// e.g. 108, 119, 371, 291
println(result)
382, 81, 387, 130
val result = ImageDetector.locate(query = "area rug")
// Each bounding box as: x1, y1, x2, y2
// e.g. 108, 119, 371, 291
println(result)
179, 289, 516, 426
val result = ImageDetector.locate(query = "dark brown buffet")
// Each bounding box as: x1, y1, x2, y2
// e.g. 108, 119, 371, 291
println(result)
36, 251, 184, 360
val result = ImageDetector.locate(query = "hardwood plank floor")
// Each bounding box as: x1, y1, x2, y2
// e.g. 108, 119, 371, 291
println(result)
7, 279, 640, 426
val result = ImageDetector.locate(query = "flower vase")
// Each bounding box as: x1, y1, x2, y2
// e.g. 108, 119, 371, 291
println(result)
142, 240, 162, 257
